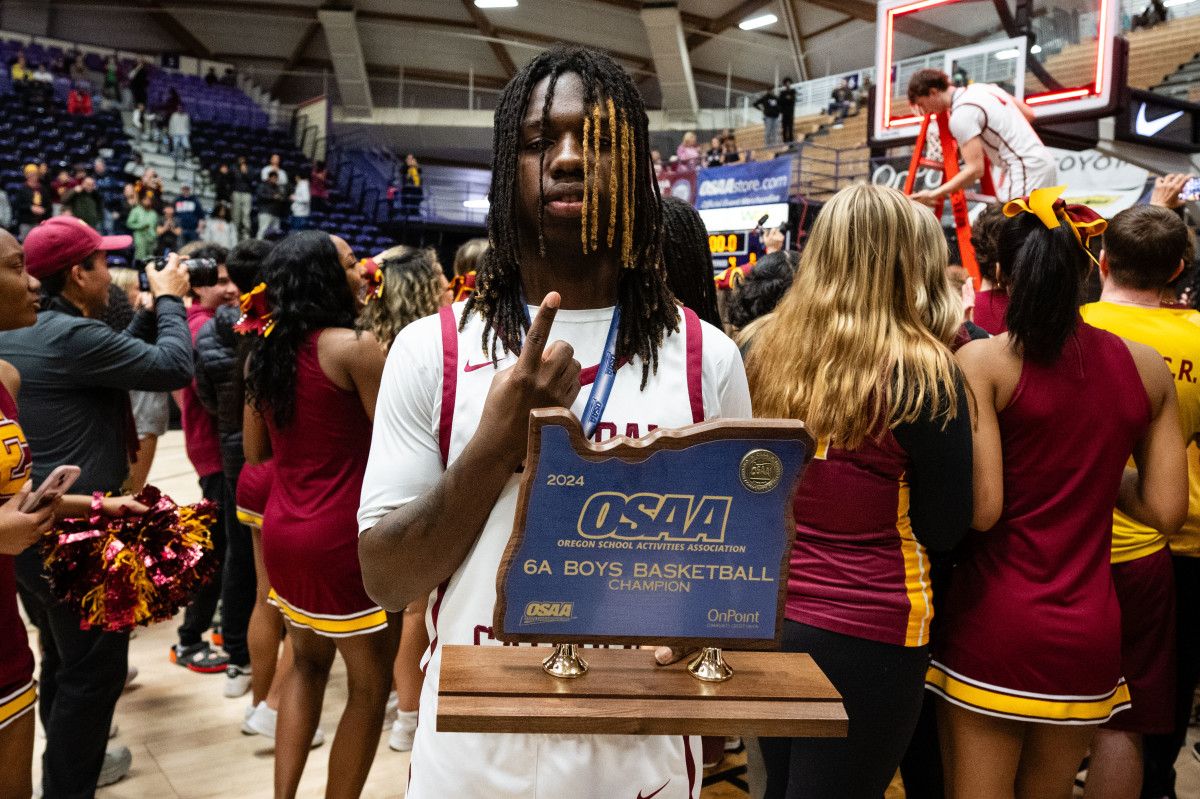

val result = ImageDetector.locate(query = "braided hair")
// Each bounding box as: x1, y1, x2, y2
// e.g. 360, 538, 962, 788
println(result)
661, 195, 721, 328
464, 44, 677, 387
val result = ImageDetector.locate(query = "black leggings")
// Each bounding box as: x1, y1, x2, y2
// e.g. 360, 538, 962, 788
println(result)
761, 620, 929, 799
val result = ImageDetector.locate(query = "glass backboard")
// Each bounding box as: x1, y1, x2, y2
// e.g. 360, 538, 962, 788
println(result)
873, 0, 1120, 143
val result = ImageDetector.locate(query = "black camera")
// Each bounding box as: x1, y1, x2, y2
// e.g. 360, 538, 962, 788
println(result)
134, 257, 220, 292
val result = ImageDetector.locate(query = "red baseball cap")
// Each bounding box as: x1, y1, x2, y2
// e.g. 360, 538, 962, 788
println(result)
25, 217, 133, 279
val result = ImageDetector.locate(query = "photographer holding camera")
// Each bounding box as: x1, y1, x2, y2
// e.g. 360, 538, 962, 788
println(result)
0, 216, 194, 797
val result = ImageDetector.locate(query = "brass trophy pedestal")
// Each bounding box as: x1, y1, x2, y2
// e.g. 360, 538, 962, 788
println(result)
437, 646, 848, 737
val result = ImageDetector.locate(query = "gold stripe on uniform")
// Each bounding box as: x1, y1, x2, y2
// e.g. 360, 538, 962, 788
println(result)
268, 590, 388, 638
897, 478, 932, 647
926, 662, 1131, 724
236, 508, 263, 527
0, 681, 36, 730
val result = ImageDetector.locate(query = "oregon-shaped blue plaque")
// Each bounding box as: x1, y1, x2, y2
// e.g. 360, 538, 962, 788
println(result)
494, 409, 813, 648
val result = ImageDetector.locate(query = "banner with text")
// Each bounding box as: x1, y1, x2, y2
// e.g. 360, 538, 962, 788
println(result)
869, 148, 1149, 218
696, 157, 794, 210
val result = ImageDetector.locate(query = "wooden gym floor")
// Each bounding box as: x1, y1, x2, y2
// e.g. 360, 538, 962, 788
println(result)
23, 432, 1200, 798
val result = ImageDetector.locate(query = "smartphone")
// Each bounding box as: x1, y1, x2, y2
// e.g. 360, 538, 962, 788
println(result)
19, 465, 81, 513
1180, 178, 1200, 203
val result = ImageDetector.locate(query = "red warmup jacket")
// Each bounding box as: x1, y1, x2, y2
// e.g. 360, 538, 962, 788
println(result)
67, 91, 92, 115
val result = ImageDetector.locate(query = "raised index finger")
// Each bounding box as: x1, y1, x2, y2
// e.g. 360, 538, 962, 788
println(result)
518, 291, 561, 369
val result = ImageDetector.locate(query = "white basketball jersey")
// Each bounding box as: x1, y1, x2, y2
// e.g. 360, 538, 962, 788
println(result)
360, 300, 751, 799
948, 83, 1057, 201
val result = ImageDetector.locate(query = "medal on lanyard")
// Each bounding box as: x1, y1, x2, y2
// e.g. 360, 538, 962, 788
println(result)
522, 303, 621, 440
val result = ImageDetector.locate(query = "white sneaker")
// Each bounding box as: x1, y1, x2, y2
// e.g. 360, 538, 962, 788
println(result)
98, 745, 132, 787
388, 710, 418, 752
225, 664, 252, 698
124, 665, 138, 687
242, 701, 324, 747
241, 703, 258, 735
383, 690, 399, 730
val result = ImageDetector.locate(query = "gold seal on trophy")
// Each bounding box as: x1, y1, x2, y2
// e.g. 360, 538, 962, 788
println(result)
740, 449, 783, 493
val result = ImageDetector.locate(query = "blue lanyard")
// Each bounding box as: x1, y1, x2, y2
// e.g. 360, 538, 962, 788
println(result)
523, 303, 622, 440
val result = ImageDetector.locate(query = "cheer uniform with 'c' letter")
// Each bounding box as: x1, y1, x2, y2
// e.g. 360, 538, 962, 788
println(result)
928, 321, 1149, 724
0, 381, 35, 730
263, 330, 386, 638
359, 301, 750, 799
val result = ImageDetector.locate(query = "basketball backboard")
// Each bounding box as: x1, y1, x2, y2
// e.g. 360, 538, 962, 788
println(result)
872, 0, 1121, 144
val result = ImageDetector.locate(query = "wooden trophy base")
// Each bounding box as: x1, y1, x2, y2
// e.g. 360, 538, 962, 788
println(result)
437, 646, 848, 737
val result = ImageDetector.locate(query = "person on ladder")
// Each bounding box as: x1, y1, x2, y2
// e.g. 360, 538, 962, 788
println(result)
906, 68, 1057, 204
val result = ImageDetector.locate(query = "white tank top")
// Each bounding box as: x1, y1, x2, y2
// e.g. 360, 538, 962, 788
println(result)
948, 83, 1056, 201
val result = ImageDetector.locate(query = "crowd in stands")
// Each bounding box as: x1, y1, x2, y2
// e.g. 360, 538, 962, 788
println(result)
3, 39, 1200, 799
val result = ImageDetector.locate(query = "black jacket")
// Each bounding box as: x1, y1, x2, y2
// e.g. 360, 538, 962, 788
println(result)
0, 294, 192, 493
233, 166, 254, 194
195, 303, 246, 480
213, 169, 234, 202
255, 182, 288, 217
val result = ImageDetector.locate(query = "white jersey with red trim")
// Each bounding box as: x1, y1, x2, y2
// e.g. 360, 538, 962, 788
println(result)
359, 300, 751, 799
948, 83, 1057, 201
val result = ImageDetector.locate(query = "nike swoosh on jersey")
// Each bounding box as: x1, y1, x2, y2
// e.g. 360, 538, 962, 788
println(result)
637, 780, 670, 799
464, 359, 505, 372
1136, 104, 1185, 137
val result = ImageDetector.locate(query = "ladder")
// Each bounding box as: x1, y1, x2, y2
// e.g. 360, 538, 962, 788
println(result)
901, 109, 996, 287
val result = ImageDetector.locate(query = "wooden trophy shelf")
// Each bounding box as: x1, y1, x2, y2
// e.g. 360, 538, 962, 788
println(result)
437, 646, 848, 737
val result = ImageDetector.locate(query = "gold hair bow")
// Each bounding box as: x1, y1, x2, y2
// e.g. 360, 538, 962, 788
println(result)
233, 283, 275, 336
1002, 186, 1106, 265
360, 258, 384, 301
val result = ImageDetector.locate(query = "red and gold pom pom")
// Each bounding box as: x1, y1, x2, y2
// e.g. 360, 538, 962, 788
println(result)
361, 258, 384, 301
39, 486, 219, 633
233, 282, 275, 337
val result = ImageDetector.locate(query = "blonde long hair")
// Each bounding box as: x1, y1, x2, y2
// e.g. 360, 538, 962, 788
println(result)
357, 246, 446, 351
745, 183, 960, 450
910, 202, 963, 347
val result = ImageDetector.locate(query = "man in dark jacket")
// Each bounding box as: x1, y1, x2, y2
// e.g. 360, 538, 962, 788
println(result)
254, 171, 287, 239
194, 238, 272, 697
753, 88, 782, 145
12, 165, 47, 239
231, 157, 254, 242
0, 216, 192, 798
173, 184, 201, 245
92, 158, 125, 235
61, 176, 104, 229
212, 162, 234, 206
779, 77, 797, 143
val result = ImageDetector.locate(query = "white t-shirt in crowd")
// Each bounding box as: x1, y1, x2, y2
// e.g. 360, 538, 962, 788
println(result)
291, 180, 310, 218
359, 301, 750, 799
260, 165, 287, 186
201, 217, 236, 249
948, 83, 1057, 201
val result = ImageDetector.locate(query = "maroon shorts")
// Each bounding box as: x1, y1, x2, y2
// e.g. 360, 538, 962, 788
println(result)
0, 557, 36, 730
1102, 546, 1177, 734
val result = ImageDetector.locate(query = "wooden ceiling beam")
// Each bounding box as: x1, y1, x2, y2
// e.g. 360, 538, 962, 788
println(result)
459, 0, 517, 78
271, 19, 322, 95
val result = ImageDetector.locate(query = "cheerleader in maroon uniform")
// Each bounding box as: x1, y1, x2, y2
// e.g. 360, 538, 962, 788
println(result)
746, 184, 973, 799
927, 188, 1188, 798
0, 230, 54, 799
243, 231, 398, 799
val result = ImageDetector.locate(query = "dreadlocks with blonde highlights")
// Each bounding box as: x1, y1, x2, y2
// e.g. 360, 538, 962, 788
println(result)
464, 44, 677, 386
